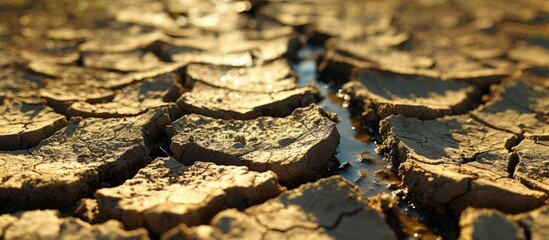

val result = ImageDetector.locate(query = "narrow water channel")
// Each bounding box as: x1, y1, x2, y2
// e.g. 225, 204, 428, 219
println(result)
292, 46, 396, 197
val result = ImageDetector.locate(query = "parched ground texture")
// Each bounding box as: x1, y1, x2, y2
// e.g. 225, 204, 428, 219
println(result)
0, 0, 548, 239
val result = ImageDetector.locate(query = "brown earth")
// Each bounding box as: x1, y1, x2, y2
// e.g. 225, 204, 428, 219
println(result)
168, 104, 339, 186
162, 176, 396, 240
0, 0, 547, 239
0, 110, 169, 212
95, 157, 282, 235
0, 210, 149, 240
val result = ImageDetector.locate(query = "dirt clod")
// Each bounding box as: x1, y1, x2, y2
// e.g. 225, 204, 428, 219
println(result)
162, 176, 396, 240
0, 110, 169, 213
0, 210, 149, 240
95, 157, 282, 236
169, 104, 339, 186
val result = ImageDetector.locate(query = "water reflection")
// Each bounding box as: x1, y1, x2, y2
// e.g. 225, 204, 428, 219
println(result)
293, 48, 397, 197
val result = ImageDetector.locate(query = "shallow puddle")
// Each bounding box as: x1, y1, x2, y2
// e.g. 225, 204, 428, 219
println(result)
293, 47, 451, 240
293, 47, 397, 197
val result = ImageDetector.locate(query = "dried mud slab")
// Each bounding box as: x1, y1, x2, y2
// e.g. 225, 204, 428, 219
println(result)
253, 37, 296, 63
169, 104, 339, 186
315, 14, 394, 40
0, 67, 48, 99
258, 1, 341, 27
30, 62, 184, 113
162, 35, 289, 55
184, 2, 251, 32
45, 27, 93, 41
39, 80, 115, 113
512, 139, 549, 194
67, 73, 183, 118
399, 161, 546, 214
343, 70, 480, 125
335, 43, 434, 69
380, 115, 547, 213
0, 110, 169, 212
186, 59, 297, 93
471, 76, 549, 139
95, 157, 282, 235
115, 8, 180, 33
458, 208, 525, 240
0, 49, 16, 68
29, 61, 125, 88
322, 35, 510, 87
422, 48, 511, 87
83, 50, 163, 72
176, 82, 320, 120
73, 198, 103, 224
0, 99, 67, 150
318, 48, 442, 82
165, 48, 254, 68
165, 36, 294, 66
0, 210, 149, 240
508, 44, 549, 68
459, 205, 549, 240
29, 61, 184, 89
162, 176, 396, 240
515, 205, 549, 240
79, 28, 163, 53
380, 115, 516, 165
16, 39, 80, 64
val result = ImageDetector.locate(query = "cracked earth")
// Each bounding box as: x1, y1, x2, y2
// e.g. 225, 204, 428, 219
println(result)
0, 0, 548, 239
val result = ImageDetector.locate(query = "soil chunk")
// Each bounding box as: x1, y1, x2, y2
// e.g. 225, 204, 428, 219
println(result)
399, 161, 546, 214
28, 61, 184, 113
167, 49, 255, 67
186, 59, 297, 93
176, 82, 320, 120
458, 208, 525, 240
0, 210, 149, 240
16, 39, 80, 64
343, 69, 480, 125
259, 1, 341, 27
508, 44, 549, 68
379, 115, 547, 213
114, 8, 181, 34
168, 104, 339, 186
459, 205, 549, 240
380, 115, 515, 165
163, 35, 289, 55
0, 67, 48, 99
0, 49, 16, 68
162, 176, 396, 240
0, 99, 67, 150
335, 42, 434, 69
512, 139, 549, 194
67, 73, 183, 118
168, 0, 251, 32
29, 61, 126, 88
471, 76, 549, 139
79, 28, 163, 53
164, 36, 294, 66
315, 14, 394, 41
29, 61, 184, 89
95, 157, 282, 236
73, 198, 104, 224
515, 205, 549, 240
426, 48, 511, 86
322, 48, 509, 88
0, 110, 170, 213
83, 50, 163, 72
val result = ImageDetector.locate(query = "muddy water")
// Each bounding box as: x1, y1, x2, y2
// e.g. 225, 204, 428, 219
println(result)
293, 46, 397, 197
293, 47, 453, 239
